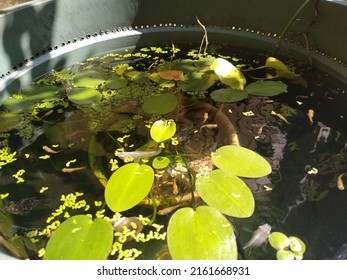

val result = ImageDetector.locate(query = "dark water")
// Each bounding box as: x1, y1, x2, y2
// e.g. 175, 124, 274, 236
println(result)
0, 44, 347, 259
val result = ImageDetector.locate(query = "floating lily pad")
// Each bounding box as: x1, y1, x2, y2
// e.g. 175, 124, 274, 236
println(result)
105, 76, 128, 89
157, 70, 184, 81
73, 70, 105, 88
148, 72, 175, 88
245, 80, 287, 97
157, 59, 196, 73
68, 88, 102, 105
124, 71, 148, 83
177, 70, 218, 92
150, 119, 176, 143
276, 249, 295, 260
142, 93, 177, 115
105, 163, 154, 212
1, 98, 35, 113
210, 88, 248, 103
44, 215, 113, 260
196, 169, 254, 217
288, 236, 306, 254
20, 85, 63, 101
269, 232, 290, 250
152, 156, 170, 169
0, 113, 21, 132
167, 206, 237, 260
211, 145, 272, 178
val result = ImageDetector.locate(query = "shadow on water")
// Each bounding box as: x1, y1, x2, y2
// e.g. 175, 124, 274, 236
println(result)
0, 0, 57, 97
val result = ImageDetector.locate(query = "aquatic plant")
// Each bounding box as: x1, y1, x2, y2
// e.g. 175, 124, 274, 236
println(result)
0, 43, 309, 260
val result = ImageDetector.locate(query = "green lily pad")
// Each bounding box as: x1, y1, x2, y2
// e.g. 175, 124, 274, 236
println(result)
124, 71, 148, 83
245, 81, 287, 97
0, 113, 21, 132
68, 88, 102, 105
148, 73, 176, 88
157, 59, 196, 74
1, 98, 35, 113
276, 249, 295, 260
196, 169, 255, 217
210, 88, 248, 103
73, 70, 105, 88
105, 76, 128, 89
167, 206, 238, 260
269, 232, 290, 250
44, 215, 113, 260
142, 93, 177, 115
177, 71, 218, 92
20, 85, 63, 101
105, 163, 154, 212
2, 85, 63, 113
152, 156, 171, 169
288, 236, 306, 254
211, 145, 272, 178
150, 119, 176, 143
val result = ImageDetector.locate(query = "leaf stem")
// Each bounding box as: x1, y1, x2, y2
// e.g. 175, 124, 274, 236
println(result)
275, 0, 312, 49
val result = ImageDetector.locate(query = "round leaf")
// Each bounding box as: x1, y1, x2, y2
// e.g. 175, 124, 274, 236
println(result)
276, 249, 295, 260
196, 169, 255, 217
269, 232, 290, 250
105, 76, 127, 89
245, 81, 287, 97
105, 163, 154, 212
68, 88, 102, 105
152, 156, 170, 169
150, 119, 176, 143
211, 58, 246, 90
211, 145, 271, 178
73, 70, 105, 88
167, 206, 237, 260
142, 93, 177, 114
210, 88, 248, 103
288, 236, 306, 254
177, 71, 218, 92
44, 215, 113, 260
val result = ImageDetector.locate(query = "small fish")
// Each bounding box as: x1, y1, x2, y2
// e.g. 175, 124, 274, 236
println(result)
243, 223, 272, 250
8, 225, 42, 237
337, 173, 345, 190
307, 109, 314, 125
4, 197, 45, 216
200, 124, 218, 131
42, 145, 61, 154
117, 149, 161, 160
61, 166, 87, 173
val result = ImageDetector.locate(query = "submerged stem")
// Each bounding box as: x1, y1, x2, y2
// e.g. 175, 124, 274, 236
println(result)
149, 190, 157, 224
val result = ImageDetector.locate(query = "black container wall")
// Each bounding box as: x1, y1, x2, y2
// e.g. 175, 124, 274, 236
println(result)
0, 0, 347, 102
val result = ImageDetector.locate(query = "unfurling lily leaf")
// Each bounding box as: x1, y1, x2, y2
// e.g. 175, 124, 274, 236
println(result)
211, 58, 246, 90
265, 57, 307, 87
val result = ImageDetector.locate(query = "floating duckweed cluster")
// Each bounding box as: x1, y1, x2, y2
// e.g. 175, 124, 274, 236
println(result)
0, 147, 17, 169
110, 214, 166, 260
